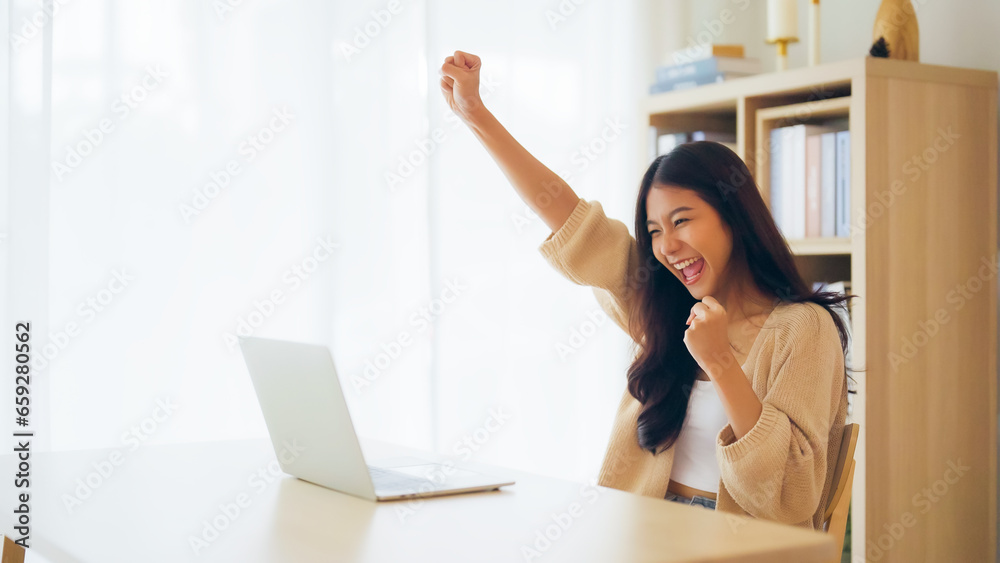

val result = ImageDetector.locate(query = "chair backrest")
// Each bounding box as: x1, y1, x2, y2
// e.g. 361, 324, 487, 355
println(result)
824, 422, 860, 522
0, 534, 25, 563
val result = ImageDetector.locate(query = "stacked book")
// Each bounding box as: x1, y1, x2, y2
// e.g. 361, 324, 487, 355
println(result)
649, 44, 761, 95
649, 129, 737, 161
769, 125, 851, 239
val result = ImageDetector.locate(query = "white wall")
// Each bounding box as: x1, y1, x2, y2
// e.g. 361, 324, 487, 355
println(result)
661, 0, 1000, 74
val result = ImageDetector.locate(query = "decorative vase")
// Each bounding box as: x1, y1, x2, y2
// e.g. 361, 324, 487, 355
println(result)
872, 0, 919, 61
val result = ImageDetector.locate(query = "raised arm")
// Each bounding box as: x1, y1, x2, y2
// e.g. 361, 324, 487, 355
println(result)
440, 50, 643, 343
439, 50, 580, 233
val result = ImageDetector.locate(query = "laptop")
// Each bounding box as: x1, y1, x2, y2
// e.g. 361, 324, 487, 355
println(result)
238, 336, 515, 501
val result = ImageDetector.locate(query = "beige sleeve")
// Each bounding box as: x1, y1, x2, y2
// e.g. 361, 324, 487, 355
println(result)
538, 198, 644, 342
715, 303, 845, 524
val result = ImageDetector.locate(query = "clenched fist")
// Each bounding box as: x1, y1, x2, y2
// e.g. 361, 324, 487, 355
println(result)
439, 50, 484, 122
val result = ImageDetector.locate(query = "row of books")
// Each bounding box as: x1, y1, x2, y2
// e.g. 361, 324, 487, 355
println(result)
649, 128, 737, 161
649, 46, 761, 94
770, 126, 851, 239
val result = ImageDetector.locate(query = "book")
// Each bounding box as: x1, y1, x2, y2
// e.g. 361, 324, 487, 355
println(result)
805, 133, 822, 238
835, 131, 852, 237
690, 130, 736, 143
655, 131, 737, 157
775, 124, 839, 239
692, 131, 738, 154
820, 132, 837, 237
657, 133, 687, 156
648, 71, 752, 94
655, 56, 762, 83
667, 43, 745, 65
779, 128, 795, 237
769, 128, 785, 236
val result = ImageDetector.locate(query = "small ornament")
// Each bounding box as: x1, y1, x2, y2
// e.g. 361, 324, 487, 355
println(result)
872, 0, 919, 61
869, 36, 890, 58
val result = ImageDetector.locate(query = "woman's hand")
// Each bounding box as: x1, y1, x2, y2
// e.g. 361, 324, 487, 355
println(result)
683, 296, 737, 378
439, 50, 484, 122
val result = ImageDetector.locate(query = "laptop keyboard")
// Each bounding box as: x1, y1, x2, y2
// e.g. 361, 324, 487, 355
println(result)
368, 465, 437, 491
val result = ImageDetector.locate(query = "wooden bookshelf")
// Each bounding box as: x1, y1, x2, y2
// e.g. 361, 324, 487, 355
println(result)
640, 57, 998, 563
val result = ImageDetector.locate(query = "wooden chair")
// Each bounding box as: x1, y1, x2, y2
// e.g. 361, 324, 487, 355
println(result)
822, 423, 860, 563
0, 535, 24, 563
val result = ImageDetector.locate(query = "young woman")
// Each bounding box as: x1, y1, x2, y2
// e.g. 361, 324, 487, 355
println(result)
439, 50, 858, 529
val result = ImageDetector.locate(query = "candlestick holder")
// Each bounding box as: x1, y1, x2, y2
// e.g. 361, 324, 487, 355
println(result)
766, 37, 798, 71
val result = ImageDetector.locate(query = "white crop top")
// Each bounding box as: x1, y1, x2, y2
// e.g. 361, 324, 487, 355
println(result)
669, 378, 730, 493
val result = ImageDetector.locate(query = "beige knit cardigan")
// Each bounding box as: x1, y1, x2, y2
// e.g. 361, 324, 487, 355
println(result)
538, 198, 849, 530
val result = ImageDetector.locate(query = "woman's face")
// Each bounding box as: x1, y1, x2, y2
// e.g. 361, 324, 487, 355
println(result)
645, 184, 733, 301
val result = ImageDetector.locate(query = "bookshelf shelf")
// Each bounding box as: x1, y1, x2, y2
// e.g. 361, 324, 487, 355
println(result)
755, 95, 852, 122
649, 110, 734, 135
639, 56, 998, 563
787, 237, 852, 256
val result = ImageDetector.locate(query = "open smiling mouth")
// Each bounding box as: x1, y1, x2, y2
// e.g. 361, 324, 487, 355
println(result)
680, 257, 705, 285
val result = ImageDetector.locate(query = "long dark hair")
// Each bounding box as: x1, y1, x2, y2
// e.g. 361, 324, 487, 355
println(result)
624, 141, 861, 455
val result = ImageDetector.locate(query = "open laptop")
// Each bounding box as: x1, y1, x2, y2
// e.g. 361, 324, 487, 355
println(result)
238, 336, 515, 501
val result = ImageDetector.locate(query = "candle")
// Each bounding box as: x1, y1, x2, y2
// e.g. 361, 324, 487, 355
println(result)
767, 0, 798, 40
809, 0, 820, 65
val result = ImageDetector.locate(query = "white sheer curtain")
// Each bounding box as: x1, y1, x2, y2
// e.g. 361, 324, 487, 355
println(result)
3, 0, 650, 483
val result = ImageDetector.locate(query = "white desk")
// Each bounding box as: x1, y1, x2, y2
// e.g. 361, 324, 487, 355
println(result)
0, 438, 837, 562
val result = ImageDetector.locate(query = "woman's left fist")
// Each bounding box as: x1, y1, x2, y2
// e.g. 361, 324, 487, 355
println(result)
683, 296, 734, 378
